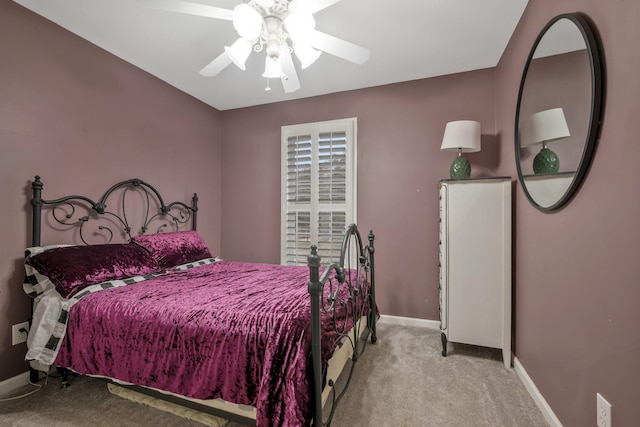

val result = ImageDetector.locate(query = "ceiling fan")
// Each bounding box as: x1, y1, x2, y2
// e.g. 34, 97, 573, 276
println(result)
142, 0, 372, 93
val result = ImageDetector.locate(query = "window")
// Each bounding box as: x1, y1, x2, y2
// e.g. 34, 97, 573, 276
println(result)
281, 118, 357, 265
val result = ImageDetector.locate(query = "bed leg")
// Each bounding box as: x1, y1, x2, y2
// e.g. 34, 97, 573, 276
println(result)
29, 367, 39, 383
369, 303, 377, 344
58, 367, 70, 388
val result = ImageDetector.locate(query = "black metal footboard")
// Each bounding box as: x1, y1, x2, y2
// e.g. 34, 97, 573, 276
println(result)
307, 224, 377, 426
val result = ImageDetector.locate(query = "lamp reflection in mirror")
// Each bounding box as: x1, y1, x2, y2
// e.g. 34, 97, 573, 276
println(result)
521, 108, 570, 174
440, 120, 481, 179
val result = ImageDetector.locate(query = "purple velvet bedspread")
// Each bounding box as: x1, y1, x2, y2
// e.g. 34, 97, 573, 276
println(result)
55, 260, 366, 426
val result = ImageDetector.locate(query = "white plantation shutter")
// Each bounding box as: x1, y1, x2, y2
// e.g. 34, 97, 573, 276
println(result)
286, 134, 312, 203
281, 118, 357, 265
317, 211, 347, 263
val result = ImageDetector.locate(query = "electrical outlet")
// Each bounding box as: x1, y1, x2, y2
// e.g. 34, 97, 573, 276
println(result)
11, 321, 29, 346
597, 393, 612, 427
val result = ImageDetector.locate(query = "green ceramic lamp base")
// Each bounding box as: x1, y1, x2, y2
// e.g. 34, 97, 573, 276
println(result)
533, 147, 559, 174
449, 155, 471, 179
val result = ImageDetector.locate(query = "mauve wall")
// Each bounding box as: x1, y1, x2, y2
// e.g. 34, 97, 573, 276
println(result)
219, 70, 498, 320
496, 1, 640, 426
3, 0, 638, 425
0, 2, 222, 380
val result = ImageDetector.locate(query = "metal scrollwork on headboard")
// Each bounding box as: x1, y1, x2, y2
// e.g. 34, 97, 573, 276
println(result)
31, 176, 198, 246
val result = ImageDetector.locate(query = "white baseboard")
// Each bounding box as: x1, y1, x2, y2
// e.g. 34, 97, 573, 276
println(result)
378, 314, 440, 330
514, 357, 562, 427
0, 371, 30, 397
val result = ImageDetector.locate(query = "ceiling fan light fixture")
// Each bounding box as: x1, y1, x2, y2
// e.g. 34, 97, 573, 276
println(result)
232, 3, 263, 40
262, 56, 285, 78
167, 0, 371, 93
224, 38, 254, 70
294, 44, 321, 69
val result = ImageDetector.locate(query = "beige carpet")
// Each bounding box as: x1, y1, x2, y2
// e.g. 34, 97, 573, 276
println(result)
0, 323, 548, 426
325, 323, 547, 427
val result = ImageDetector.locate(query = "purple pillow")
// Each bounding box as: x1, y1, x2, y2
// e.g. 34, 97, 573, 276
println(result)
25, 244, 160, 298
131, 230, 212, 269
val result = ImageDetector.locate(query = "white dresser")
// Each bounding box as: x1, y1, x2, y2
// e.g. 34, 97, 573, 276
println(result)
438, 177, 512, 368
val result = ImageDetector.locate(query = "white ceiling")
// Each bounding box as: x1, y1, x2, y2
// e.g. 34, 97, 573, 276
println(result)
13, 0, 529, 111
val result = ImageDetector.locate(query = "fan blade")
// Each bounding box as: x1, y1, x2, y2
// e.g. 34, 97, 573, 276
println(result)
280, 49, 301, 93
310, 30, 371, 64
199, 52, 233, 77
309, 0, 344, 14
139, 0, 233, 20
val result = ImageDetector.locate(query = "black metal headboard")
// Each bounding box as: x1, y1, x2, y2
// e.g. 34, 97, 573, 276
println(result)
31, 176, 198, 247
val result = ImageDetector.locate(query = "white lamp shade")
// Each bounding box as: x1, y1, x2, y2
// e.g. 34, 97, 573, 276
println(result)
284, 12, 315, 45
225, 38, 253, 70
294, 44, 321, 69
232, 4, 263, 41
440, 120, 481, 153
520, 107, 570, 148
262, 56, 285, 78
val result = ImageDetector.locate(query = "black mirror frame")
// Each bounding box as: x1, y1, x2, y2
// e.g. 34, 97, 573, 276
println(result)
514, 13, 604, 212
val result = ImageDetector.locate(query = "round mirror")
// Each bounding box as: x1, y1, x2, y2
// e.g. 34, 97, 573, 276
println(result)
515, 13, 603, 211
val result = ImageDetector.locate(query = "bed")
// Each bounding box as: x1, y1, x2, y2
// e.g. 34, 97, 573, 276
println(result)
23, 176, 377, 426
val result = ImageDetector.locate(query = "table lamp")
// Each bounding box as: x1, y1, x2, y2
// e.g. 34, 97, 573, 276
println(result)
440, 120, 481, 179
